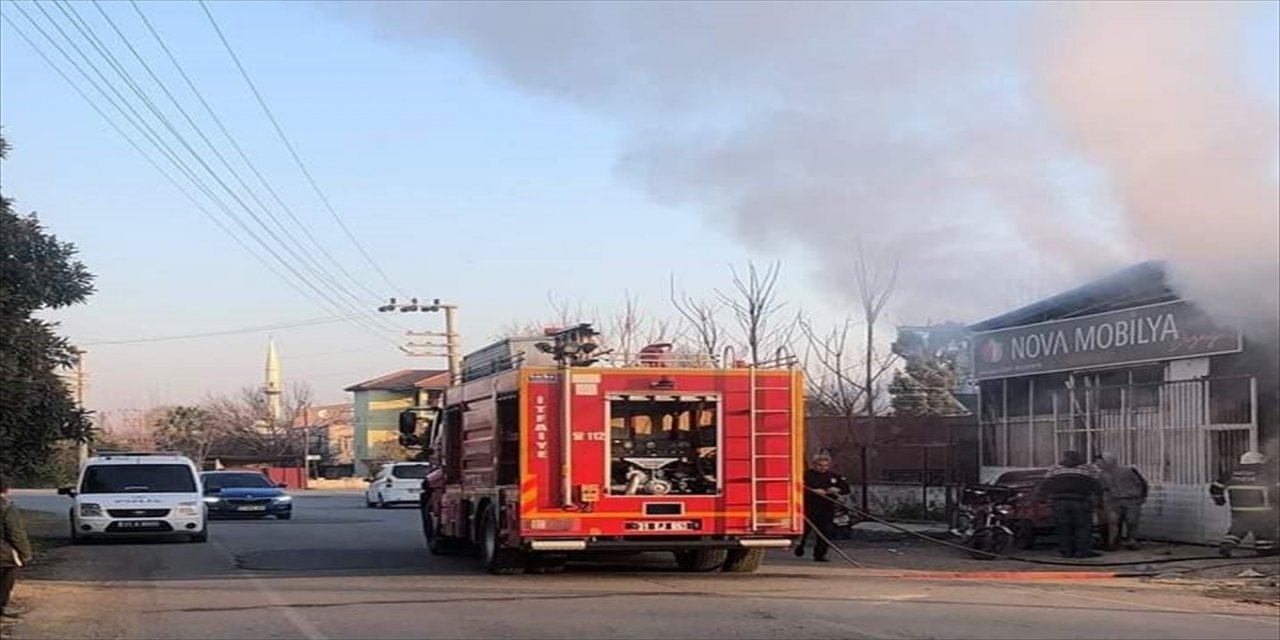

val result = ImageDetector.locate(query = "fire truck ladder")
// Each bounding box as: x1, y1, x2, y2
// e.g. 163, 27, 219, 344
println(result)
744, 348, 798, 532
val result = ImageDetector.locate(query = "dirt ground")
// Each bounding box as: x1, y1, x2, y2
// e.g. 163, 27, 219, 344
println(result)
803, 525, 1280, 606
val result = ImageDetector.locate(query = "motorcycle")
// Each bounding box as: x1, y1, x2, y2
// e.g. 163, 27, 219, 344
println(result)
953, 484, 1020, 560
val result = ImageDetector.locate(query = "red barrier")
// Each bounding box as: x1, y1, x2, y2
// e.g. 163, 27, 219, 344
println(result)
262, 466, 307, 490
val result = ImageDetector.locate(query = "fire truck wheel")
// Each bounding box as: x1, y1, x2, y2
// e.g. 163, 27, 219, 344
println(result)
424, 511, 459, 556
674, 549, 728, 572
722, 548, 765, 573
481, 507, 526, 575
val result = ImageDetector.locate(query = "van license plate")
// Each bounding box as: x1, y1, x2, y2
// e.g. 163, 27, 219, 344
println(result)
116, 521, 163, 529
625, 520, 700, 531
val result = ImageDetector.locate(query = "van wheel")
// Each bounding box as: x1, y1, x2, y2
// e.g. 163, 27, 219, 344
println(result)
674, 549, 728, 572
722, 548, 765, 573
480, 506, 525, 575
69, 513, 85, 545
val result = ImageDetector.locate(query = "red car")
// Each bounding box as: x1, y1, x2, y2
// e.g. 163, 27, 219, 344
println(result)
991, 468, 1105, 549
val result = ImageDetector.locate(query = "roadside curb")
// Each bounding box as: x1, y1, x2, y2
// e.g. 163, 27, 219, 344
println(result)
769, 559, 1143, 582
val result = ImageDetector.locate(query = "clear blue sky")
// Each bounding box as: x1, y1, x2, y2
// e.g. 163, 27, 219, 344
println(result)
0, 0, 820, 411
1, 1, 1276, 412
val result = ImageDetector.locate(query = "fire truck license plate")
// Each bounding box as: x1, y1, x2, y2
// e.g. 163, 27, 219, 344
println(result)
625, 521, 700, 531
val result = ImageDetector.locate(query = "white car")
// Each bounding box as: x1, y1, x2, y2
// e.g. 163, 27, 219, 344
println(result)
59, 453, 208, 543
365, 462, 431, 508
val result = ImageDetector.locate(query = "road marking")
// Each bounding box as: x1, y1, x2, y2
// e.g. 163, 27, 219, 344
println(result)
212, 540, 328, 640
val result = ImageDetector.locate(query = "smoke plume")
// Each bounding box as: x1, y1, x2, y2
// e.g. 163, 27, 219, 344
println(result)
347, 1, 1278, 325
1037, 1, 1279, 335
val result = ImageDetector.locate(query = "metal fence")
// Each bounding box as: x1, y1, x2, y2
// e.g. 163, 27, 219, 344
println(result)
980, 376, 1257, 485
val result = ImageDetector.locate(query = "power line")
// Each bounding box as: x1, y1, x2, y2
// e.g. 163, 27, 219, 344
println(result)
119, 0, 389, 303
7, 1, 400, 343
198, 0, 405, 298
48, 0, 396, 335
3, 5, 375, 341
82, 315, 363, 346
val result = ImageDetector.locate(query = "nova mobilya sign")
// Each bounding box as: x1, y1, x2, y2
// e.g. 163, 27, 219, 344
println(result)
973, 300, 1241, 380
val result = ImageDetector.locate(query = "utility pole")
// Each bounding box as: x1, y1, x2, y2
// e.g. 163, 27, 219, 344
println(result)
75, 349, 88, 464
302, 404, 311, 490
378, 298, 462, 385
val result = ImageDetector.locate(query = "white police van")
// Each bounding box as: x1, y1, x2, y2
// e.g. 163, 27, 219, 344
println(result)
59, 452, 209, 543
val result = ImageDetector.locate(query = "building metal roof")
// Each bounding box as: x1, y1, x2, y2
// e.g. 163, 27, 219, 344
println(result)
969, 261, 1178, 332
343, 369, 450, 393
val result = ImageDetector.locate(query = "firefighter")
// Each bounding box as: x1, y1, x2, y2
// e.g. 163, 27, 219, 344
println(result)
1210, 451, 1279, 558
1039, 450, 1104, 559
795, 453, 850, 563
1097, 452, 1149, 551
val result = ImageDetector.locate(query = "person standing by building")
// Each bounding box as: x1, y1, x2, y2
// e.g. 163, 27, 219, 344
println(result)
1210, 451, 1278, 558
1039, 451, 1104, 559
1, 474, 34, 624
795, 453, 850, 563
1097, 452, 1149, 551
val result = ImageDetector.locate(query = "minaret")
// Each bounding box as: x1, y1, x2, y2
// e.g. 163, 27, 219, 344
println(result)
265, 337, 282, 423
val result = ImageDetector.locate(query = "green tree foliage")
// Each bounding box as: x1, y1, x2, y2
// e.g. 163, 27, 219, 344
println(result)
889, 324, 967, 417
888, 359, 960, 417
0, 133, 96, 478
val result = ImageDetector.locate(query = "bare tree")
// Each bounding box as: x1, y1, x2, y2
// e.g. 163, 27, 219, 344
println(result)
670, 275, 725, 362
800, 316, 864, 420
494, 292, 597, 340
150, 405, 221, 468
853, 242, 899, 427
799, 245, 899, 511
608, 291, 646, 364
715, 261, 796, 364
203, 383, 313, 461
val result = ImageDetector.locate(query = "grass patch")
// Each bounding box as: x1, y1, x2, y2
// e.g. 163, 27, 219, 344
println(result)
17, 509, 68, 557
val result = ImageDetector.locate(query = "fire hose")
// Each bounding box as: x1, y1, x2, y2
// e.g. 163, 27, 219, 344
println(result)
803, 487, 1259, 570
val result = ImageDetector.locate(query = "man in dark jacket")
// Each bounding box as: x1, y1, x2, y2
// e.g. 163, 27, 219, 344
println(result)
1, 474, 34, 622
795, 453, 850, 563
1039, 451, 1103, 559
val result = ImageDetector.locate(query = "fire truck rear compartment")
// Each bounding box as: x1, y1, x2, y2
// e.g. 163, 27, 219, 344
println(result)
608, 396, 718, 496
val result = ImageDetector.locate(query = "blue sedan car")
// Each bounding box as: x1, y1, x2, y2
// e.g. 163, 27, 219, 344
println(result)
201, 470, 293, 520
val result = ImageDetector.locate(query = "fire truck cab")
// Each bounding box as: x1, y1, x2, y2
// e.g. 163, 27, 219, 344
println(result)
407, 324, 804, 574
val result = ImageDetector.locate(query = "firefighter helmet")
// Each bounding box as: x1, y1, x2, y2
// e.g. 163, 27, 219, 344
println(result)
1240, 451, 1266, 465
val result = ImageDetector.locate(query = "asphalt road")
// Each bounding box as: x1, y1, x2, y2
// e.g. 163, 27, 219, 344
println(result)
8, 490, 1278, 640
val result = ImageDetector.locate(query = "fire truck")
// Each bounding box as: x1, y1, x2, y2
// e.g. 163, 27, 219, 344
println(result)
402, 324, 804, 574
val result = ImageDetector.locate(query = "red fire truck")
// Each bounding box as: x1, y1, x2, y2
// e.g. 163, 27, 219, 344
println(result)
405, 324, 804, 574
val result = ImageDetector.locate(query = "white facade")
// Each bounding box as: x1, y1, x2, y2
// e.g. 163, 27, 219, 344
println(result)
979, 355, 1257, 543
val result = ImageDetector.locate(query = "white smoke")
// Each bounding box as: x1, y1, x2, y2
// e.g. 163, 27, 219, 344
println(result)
1036, 1, 1279, 335
344, 1, 1277, 325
